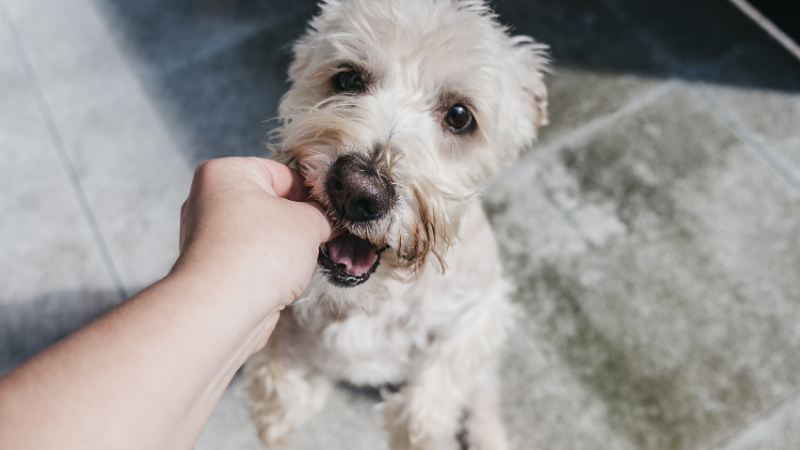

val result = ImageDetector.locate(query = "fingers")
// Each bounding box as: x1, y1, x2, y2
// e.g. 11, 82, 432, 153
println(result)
190, 157, 336, 245
250, 158, 311, 202
248, 158, 337, 242
239, 158, 336, 244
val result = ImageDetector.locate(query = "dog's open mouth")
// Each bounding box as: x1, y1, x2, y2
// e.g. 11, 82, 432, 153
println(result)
318, 231, 386, 288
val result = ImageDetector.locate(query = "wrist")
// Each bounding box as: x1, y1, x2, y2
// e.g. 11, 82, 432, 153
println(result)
166, 250, 282, 320
156, 267, 283, 359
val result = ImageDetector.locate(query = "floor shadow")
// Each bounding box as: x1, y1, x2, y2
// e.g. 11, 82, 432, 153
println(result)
91, 0, 320, 166
89, 0, 800, 167
0, 289, 123, 375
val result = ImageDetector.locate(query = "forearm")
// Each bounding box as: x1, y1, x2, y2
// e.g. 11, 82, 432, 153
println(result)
0, 269, 277, 450
0, 158, 330, 450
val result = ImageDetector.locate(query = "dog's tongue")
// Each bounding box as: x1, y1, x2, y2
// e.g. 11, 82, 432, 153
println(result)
327, 232, 380, 276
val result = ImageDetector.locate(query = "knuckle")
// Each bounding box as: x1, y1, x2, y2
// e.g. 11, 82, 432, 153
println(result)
194, 158, 236, 181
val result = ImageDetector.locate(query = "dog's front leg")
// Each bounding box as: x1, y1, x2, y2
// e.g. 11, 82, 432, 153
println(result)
242, 319, 331, 447
383, 298, 512, 450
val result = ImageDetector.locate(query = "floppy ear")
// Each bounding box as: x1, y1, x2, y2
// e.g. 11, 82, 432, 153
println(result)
512, 36, 550, 133
284, 0, 341, 83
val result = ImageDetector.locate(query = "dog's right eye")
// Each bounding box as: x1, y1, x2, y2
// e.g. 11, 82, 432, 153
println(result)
333, 70, 365, 93
445, 104, 474, 133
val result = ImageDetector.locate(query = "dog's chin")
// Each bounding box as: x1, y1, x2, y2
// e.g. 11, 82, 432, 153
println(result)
318, 231, 387, 288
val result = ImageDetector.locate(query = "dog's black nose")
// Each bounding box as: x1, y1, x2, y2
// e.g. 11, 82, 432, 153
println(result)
327, 158, 390, 222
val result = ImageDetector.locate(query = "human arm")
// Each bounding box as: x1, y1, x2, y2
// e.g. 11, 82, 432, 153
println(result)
0, 157, 331, 450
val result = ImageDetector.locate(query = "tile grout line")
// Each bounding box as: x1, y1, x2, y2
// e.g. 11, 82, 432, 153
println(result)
703, 386, 800, 450
515, 317, 621, 450
0, 0, 129, 301
500, 79, 677, 185
694, 85, 800, 194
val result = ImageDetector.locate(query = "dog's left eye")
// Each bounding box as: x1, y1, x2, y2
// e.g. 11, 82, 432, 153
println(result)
333, 70, 365, 93
445, 104, 474, 132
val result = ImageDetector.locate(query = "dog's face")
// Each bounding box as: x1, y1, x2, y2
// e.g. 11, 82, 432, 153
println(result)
272, 0, 548, 288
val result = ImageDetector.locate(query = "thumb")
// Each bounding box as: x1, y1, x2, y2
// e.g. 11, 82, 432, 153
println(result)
293, 200, 337, 245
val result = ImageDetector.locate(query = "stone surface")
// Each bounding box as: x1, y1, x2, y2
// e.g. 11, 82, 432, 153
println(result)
485, 87, 800, 450
5, 0, 194, 292
0, 10, 120, 373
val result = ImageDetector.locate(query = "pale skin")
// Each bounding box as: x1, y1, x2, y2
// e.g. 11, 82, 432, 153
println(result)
0, 158, 333, 450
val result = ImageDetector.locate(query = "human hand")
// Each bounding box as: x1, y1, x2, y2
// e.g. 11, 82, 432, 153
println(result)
173, 157, 333, 316
0, 158, 334, 450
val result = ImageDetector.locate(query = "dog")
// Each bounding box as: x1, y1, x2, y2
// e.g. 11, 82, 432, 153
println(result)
242, 1, 548, 448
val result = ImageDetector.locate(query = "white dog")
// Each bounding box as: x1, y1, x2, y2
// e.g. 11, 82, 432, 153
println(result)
242, 1, 548, 448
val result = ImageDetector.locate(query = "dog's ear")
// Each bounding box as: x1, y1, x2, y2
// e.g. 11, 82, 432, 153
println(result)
286, 1, 344, 83
287, 43, 311, 84
512, 37, 550, 133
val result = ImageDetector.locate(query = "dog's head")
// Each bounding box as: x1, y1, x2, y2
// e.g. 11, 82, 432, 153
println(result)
272, 0, 548, 288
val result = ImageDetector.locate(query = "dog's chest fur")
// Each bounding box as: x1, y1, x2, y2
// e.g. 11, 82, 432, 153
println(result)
287, 202, 508, 387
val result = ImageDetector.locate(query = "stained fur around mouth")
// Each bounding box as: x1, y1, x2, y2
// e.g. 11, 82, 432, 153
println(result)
317, 245, 388, 288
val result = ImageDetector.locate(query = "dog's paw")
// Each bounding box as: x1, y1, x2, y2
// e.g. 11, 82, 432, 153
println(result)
383, 388, 461, 450
256, 421, 293, 448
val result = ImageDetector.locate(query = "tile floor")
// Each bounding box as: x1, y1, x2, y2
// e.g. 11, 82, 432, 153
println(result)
1, 0, 798, 448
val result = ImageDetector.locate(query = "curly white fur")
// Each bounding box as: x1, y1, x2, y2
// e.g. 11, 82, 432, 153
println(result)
242, 1, 548, 448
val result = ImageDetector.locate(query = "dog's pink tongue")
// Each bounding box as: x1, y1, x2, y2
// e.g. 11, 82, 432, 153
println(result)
327, 232, 380, 275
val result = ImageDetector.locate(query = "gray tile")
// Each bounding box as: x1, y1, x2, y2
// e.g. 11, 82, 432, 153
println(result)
0, 18, 119, 371
4, 0, 139, 112
50, 91, 192, 290
5, 0, 194, 290
486, 87, 800, 450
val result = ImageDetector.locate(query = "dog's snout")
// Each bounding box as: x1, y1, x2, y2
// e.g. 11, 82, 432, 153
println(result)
327, 158, 390, 222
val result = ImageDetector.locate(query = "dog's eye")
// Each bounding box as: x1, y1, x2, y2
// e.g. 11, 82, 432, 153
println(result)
333, 70, 365, 93
445, 104, 474, 132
